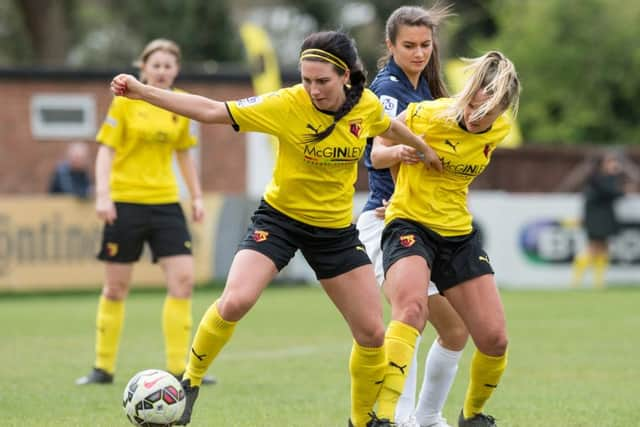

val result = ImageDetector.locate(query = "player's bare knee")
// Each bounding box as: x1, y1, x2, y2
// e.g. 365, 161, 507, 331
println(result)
102, 280, 129, 299
477, 330, 508, 356
438, 324, 469, 351
353, 322, 385, 348
396, 299, 428, 332
167, 272, 194, 298
218, 293, 256, 321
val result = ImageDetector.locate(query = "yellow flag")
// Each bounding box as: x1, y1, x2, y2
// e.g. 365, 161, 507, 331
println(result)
239, 23, 281, 155
239, 23, 282, 98
445, 59, 522, 147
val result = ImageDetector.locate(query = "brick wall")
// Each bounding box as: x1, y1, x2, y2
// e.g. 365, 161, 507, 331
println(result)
1, 70, 638, 195
0, 72, 253, 194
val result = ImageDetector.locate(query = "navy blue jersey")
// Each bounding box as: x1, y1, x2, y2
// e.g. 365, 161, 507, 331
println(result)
362, 57, 433, 212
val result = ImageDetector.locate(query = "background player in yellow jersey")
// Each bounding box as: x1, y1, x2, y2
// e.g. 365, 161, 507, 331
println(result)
110, 31, 442, 426
76, 39, 215, 387
374, 51, 521, 427
357, 5, 468, 427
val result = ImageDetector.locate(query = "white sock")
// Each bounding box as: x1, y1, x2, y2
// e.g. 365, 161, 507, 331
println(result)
394, 334, 422, 424
415, 339, 462, 426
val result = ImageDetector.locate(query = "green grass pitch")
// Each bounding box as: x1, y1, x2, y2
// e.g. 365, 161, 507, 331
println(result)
1, 284, 638, 426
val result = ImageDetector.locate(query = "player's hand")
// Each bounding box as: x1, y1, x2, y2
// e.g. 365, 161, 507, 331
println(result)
110, 74, 144, 99
374, 199, 389, 219
191, 197, 205, 223
96, 195, 117, 225
395, 145, 422, 165
419, 144, 443, 172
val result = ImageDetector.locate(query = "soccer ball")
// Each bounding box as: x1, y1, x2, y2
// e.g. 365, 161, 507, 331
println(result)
123, 369, 186, 426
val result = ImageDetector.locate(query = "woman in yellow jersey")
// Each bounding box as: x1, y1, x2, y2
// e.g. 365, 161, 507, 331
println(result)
375, 51, 520, 427
110, 31, 441, 427
77, 39, 215, 387
357, 6, 469, 427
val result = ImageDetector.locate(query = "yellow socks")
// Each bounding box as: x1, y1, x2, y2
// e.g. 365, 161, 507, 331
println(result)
184, 300, 236, 386
163, 296, 192, 375
95, 295, 125, 374
593, 254, 609, 289
571, 252, 591, 288
462, 349, 507, 419
349, 341, 386, 427
377, 320, 420, 421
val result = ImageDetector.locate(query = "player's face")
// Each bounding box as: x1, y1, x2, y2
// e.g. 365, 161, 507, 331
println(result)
463, 89, 505, 134
142, 50, 180, 89
300, 60, 349, 112
387, 25, 433, 84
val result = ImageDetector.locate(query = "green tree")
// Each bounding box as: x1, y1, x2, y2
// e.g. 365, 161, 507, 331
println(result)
110, 0, 242, 66
480, 0, 640, 144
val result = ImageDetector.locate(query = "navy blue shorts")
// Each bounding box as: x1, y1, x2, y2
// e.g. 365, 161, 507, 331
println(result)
238, 200, 371, 280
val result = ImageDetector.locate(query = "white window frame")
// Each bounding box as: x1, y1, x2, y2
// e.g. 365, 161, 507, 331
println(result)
30, 94, 96, 139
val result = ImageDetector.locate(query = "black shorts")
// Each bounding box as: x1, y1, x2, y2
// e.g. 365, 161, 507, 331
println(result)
97, 202, 192, 263
381, 218, 493, 293
238, 199, 371, 280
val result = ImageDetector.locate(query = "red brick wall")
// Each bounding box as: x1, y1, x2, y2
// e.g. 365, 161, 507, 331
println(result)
0, 77, 253, 194
1, 74, 638, 195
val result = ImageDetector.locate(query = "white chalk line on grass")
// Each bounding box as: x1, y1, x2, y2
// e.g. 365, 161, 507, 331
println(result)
218, 343, 347, 361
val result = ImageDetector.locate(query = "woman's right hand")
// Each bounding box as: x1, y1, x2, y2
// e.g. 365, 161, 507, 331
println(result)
111, 74, 144, 99
395, 145, 422, 165
96, 194, 117, 225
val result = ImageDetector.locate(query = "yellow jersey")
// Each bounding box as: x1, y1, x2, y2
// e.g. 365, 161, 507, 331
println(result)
227, 84, 391, 228
96, 90, 198, 204
386, 98, 511, 236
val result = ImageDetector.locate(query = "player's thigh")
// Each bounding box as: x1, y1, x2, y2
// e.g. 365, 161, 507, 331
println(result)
217, 249, 280, 321
158, 255, 194, 298
427, 294, 468, 351
444, 274, 507, 355
321, 264, 384, 347
103, 262, 135, 298
356, 210, 385, 286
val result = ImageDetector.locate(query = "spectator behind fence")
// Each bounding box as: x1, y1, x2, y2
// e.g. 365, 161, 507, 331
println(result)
48, 141, 92, 198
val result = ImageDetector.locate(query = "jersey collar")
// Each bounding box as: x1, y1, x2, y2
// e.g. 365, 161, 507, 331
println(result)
387, 57, 432, 99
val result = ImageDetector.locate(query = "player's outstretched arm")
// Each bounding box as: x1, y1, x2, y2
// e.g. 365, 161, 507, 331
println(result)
110, 73, 231, 125
379, 113, 442, 172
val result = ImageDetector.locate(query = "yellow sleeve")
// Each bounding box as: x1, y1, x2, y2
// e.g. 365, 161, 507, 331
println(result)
226, 90, 289, 136
96, 97, 125, 148
175, 119, 198, 151
368, 100, 392, 137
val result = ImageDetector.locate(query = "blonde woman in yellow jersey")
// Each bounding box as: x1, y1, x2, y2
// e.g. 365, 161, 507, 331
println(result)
77, 39, 215, 387
110, 31, 441, 427
375, 51, 520, 427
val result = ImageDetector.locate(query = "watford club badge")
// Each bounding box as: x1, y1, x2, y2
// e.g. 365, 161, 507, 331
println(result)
252, 230, 269, 242
399, 234, 416, 248
349, 119, 362, 138
106, 242, 119, 257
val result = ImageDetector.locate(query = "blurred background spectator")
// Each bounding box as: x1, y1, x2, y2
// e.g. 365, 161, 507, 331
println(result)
559, 150, 639, 288
48, 140, 92, 199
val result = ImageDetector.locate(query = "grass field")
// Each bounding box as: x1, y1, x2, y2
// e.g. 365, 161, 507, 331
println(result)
1, 284, 638, 426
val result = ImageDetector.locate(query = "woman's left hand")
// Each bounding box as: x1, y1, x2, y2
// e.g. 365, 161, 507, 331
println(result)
420, 144, 443, 172
191, 197, 205, 223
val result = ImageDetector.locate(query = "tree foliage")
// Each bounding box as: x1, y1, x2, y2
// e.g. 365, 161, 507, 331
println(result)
109, 0, 242, 66
480, 0, 640, 144
1, 0, 639, 144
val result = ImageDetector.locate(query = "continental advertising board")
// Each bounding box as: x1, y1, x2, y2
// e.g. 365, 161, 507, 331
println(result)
469, 192, 640, 288
0, 195, 221, 291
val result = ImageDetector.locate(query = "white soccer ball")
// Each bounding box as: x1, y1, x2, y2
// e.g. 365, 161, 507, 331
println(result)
122, 369, 186, 426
